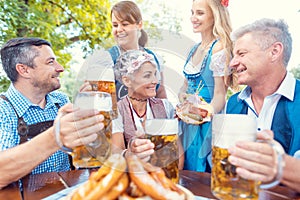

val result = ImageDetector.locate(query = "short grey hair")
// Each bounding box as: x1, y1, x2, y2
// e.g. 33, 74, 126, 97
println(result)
231, 18, 292, 67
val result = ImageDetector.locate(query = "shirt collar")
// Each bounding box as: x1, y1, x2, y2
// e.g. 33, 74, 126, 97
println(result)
275, 72, 295, 101
6, 84, 32, 117
238, 72, 296, 101
5, 84, 62, 117
238, 86, 252, 100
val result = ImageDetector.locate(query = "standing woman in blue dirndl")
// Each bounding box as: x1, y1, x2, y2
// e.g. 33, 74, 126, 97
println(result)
178, 0, 238, 172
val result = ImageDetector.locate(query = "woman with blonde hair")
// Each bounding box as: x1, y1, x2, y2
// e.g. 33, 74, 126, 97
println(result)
178, 0, 237, 172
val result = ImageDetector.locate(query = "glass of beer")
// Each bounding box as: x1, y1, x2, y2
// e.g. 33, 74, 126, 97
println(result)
145, 119, 179, 183
211, 113, 288, 200
211, 114, 259, 199
87, 66, 118, 119
72, 91, 112, 168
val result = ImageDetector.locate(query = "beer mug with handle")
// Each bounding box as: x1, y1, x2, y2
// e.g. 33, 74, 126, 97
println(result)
211, 114, 285, 200
56, 91, 113, 169
145, 119, 180, 183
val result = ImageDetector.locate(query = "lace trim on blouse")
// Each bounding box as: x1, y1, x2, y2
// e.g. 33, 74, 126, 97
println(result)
185, 49, 232, 77
210, 49, 231, 77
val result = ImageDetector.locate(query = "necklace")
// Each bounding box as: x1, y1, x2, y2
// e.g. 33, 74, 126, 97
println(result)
129, 96, 147, 102
132, 107, 147, 123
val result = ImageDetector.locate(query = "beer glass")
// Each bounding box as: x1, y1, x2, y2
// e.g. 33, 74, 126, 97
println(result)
145, 119, 179, 183
72, 91, 112, 168
211, 114, 284, 200
87, 66, 118, 119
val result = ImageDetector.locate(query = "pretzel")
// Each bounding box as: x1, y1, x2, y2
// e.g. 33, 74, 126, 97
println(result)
126, 181, 145, 197
126, 155, 185, 200
118, 193, 152, 200
101, 173, 129, 200
71, 154, 126, 200
70, 154, 189, 200
143, 162, 183, 195
71, 180, 97, 200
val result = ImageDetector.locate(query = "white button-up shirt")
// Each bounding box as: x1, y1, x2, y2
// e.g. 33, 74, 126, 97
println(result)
237, 72, 295, 130
235, 73, 299, 158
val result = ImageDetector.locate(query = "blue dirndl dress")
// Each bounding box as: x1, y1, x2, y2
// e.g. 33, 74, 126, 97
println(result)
180, 40, 218, 172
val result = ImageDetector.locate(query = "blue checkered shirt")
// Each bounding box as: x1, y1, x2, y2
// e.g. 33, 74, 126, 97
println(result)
0, 84, 71, 174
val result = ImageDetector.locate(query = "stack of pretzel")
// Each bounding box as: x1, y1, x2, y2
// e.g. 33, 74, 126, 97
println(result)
70, 154, 189, 200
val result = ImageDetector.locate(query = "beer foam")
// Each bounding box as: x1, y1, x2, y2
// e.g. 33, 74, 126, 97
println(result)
87, 66, 115, 81
145, 119, 178, 135
212, 131, 256, 148
74, 92, 112, 111
212, 114, 257, 148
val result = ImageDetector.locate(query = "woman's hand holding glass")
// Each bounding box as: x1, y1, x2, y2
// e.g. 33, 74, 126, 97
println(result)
126, 130, 155, 162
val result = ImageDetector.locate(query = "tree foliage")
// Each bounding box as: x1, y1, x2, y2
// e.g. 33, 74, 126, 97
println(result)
0, 0, 182, 96
0, 0, 112, 92
0, 0, 112, 60
290, 65, 300, 79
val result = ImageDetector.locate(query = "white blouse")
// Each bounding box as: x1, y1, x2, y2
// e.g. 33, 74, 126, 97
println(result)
112, 98, 174, 134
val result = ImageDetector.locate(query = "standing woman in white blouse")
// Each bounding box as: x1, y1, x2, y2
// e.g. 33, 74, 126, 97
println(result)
178, 0, 238, 172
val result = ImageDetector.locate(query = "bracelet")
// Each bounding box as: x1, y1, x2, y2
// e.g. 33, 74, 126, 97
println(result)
55, 112, 73, 153
121, 149, 128, 157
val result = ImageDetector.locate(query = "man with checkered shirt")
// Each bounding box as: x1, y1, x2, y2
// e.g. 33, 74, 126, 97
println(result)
0, 37, 104, 189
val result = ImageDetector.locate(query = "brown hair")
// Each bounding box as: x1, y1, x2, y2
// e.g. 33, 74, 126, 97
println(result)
0, 37, 51, 83
111, 1, 148, 47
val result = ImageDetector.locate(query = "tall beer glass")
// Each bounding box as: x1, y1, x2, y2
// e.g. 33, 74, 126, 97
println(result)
87, 66, 118, 119
211, 114, 258, 199
72, 91, 112, 168
211, 114, 285, 200
145, 119, 179, 183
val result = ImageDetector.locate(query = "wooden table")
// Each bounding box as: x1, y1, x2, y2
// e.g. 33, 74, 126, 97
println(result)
0, 182, 22, 200
1, 170, 299, 200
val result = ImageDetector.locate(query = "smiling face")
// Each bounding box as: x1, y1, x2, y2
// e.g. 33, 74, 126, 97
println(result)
124, 62, 158, 99
230, 33, 271, 86
190, 0, 214, 34
111, 12, 142, 50
28, 45, 64, 93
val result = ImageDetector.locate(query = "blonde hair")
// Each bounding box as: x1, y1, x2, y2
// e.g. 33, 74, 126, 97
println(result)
206, 0, 239, 91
